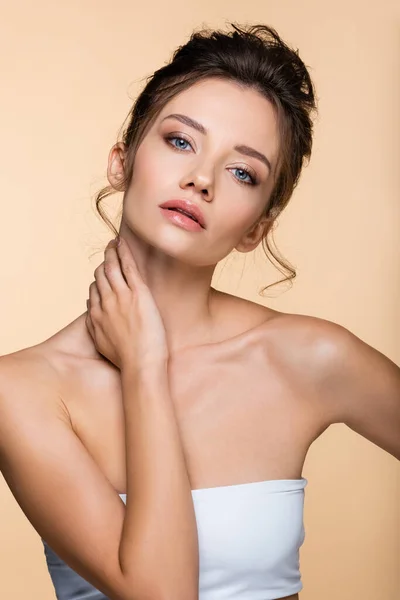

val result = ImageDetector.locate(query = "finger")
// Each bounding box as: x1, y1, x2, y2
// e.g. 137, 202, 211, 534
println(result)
85, 310, 95, 340
104, 240, 128, 293
94, 261, 113, 302
116, 236, 143, 290
89, 280, 101, 312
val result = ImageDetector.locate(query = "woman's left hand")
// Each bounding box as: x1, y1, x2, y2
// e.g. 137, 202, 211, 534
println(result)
85, 237, 169, 371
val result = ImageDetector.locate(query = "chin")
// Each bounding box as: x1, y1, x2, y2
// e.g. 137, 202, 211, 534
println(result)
125, 219, 206, 264
157, 232, 212, 266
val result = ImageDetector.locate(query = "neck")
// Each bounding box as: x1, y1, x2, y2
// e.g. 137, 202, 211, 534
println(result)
117, 222, 220, 354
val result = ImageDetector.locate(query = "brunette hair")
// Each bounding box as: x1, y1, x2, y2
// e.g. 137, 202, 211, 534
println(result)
94, 22, 318, 293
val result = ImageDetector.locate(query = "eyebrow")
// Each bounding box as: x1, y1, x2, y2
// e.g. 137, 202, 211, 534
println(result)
161, 112, 272, 173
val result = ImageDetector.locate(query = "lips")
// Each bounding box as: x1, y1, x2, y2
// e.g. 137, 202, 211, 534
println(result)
158, 199, 206, 229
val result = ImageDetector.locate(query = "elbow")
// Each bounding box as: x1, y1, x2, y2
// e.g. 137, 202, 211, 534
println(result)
119, 554, 199, 600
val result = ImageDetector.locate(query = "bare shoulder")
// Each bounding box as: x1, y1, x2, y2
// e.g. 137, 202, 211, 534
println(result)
215, 292, 357, 383
267, 312, 400, 458
214, 290, 352, 362
0, 311, 94, 421
266, 311, 388, 387
0, 346, 59, 393
214, 298, 400, 459
0, 348, 70, 431
0, 311, 112, 398
256, 310, 357, 393
261, 310, 361, 378
214, 289, 349, 344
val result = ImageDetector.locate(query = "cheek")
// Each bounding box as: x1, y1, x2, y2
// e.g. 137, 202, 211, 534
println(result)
130, 145, 158, 189
217, 202, 260, 240
130, 140, 181, 201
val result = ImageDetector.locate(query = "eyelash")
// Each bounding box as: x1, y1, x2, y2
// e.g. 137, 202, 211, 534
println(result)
164, 134, 258, 186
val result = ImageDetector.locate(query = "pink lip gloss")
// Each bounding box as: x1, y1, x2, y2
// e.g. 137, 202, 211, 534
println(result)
159, 208, 203, 232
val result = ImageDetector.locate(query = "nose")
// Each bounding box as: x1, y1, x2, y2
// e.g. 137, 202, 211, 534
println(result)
179, 165, 214, 202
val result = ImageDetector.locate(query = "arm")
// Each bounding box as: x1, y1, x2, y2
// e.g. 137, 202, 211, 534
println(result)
314, 321, 400, 461
0, 355, 139, 600
119, 360, 199, 600
85, 235, 199, 600
0, 355, 198, 600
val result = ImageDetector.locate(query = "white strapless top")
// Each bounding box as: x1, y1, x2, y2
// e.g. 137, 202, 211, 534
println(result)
42, 477, 307, 600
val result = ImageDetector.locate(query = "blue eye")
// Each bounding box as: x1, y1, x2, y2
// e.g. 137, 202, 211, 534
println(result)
165, 135, 192, 151
232, 167, 256, 186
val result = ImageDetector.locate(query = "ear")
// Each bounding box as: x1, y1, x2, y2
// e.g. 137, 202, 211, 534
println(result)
107, 142, 127, 191
235, 216, 273, 252
235, 216, 272, 254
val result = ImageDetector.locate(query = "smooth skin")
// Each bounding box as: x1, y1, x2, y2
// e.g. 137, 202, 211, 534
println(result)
85, 235, 200, 599
1, 77, 400, 600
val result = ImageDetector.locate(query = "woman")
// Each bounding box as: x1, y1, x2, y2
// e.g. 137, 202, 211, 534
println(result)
0, 22, 399, 600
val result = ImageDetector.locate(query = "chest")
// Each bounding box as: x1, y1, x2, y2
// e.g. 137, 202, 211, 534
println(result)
65, 343, 321, 493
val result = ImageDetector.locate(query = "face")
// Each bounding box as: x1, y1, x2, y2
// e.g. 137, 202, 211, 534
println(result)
108, 77, 280, 266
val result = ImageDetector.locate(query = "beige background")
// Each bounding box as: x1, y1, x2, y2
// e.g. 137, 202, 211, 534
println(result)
1, 1, 399, 599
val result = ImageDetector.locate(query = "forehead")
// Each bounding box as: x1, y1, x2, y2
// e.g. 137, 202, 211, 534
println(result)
157, 78, 280, 158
